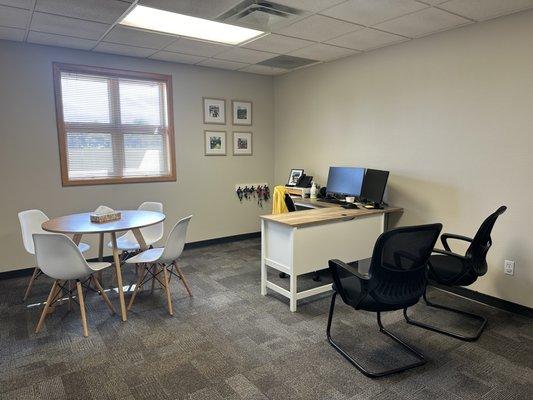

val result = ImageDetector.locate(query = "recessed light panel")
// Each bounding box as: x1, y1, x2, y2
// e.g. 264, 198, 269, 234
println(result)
120, 5, 264, 45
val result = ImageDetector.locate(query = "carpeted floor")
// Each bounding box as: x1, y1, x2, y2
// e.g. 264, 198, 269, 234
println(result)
0, 238, 532, 400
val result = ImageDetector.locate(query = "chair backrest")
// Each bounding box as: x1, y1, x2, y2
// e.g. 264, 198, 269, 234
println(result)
18, 209, 49, 255
139, 201, 164, 244
160, 215, 193, 263
367, 223, 442, 306
284, 194, 296, 212
33, 233, 92, 280
465, 206, 507, 276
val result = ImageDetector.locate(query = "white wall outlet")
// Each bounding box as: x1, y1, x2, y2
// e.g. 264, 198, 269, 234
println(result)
504, 260, 515, 276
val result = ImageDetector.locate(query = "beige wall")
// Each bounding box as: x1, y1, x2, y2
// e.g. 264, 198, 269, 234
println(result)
0, 40, 274, 272
274, 10, 533, 307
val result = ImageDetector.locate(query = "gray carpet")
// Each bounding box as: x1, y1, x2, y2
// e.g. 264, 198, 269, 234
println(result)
0, 238, 532, 400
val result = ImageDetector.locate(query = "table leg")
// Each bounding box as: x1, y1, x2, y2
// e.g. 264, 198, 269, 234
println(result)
260, 220, 267, 296
290, 273, 297, 312
131, 228, 147, 250
72, 234, 83, 245
98, 232, 104, 285
111, 232, 127, 321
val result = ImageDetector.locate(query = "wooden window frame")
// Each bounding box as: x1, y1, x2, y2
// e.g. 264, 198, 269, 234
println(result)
53, 62, 177, 186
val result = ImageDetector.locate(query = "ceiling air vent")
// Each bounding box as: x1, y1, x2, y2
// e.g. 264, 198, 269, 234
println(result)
258, 55, 318, 70
218, 1, 306, 31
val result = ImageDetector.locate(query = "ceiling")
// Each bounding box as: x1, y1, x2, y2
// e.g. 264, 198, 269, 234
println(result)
1, 0, 533, 76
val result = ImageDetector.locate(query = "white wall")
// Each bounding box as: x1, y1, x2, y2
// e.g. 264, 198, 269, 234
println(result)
274, 10, 533, 308
0, 40, 275, 272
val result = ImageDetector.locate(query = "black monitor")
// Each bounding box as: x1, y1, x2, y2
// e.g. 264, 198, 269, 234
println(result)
326, 167, 365, 197
361, 169, 389, 204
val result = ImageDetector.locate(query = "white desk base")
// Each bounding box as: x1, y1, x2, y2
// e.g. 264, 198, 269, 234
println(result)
261, 213, 387, 312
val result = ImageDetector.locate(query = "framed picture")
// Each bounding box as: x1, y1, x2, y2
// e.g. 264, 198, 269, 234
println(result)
204, 130, 226, 156
287, 169, 304, 186
232, 100, 252, 125
233, 132, 252, 156
203, 97, 226, 125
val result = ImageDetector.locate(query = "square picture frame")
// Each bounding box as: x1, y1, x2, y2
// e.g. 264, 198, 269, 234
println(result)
203, 97, 226, 125
204, 130, 227, 156
233, 132, 253, 156
287, 169, 304, 186
232, 100, 252, 126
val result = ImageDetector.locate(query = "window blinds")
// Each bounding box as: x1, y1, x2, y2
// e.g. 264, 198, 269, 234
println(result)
55, 65, 174, 185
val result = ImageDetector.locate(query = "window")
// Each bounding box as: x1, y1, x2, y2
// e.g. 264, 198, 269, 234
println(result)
53, 63, 176, 186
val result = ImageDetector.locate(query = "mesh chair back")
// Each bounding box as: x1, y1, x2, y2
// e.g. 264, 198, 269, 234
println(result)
465, 206, 507, 276
368, 224, 442, 306
284, 194, 296, 212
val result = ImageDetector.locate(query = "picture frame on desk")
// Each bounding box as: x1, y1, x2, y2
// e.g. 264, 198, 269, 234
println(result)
287, 169, 304, 186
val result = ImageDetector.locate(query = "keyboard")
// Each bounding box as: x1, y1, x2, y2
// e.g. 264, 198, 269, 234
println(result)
317, 198, 344, 204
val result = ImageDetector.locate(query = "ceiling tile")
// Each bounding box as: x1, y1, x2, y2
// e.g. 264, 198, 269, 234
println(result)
326, 27, 407, 50
149, 51, 205, 64
104, 26, 176, 49
239, 64, 287, 75
274, 0, 346, 13
438, 0, 533, 21
0, 0, 33, 8
30, 12, 109, 40
197, 58, 249, 71
243, 33, 313, 54
27, 31, 97, 50
164, 37, 230, 57
320, 0, 428, 26
216, 47, 275, 63
0, 5, 30, 29
288, 43, 358, 61
35, 0, 132, 24
0, 26, 25, 41
139, 0, 242, 19
94, 42, 157, 57
375, 7, 471, 38
276, 14, 361, 42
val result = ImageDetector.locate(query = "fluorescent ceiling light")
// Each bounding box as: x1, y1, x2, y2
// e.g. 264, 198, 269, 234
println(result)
120, 5, 264, 45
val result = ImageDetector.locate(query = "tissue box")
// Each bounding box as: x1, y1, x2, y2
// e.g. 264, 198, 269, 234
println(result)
90, 211, 121, 223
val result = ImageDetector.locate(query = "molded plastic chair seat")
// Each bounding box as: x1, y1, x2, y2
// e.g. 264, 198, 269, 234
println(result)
126, 248, 164, 264
106, 202, 164, 252
87, 261, 112, 272
125, 215, 193, 316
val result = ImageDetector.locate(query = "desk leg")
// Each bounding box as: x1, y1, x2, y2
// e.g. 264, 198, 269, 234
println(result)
111, 232, 127, 321
290, 273, 297, 312
260, 221, 267, 296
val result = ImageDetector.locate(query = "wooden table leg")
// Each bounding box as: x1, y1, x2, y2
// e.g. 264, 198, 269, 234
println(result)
131, 228, 147, 250
111, 232, 127, 322
98, 232, 104, 285
72, 234, 83, 246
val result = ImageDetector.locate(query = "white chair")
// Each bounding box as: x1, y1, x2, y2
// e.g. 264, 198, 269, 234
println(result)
33, 233, 115, 337
18, 209, 90, 301
107, 202, 164, 253
126, 215, 193, 316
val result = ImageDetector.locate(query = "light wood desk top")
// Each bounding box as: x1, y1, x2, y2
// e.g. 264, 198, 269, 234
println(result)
261, 200, 402, 228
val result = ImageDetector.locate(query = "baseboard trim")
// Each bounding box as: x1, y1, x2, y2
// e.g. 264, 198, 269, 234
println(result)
434, 284, 533, 318
0, 232, 261, 279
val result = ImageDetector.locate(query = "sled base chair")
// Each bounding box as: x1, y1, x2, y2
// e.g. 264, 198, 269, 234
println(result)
125, 215, 193, 316
404, 206, 507, 341
19, 209, 90, 301
33, 233, 115, 337
328, 223, 442, 378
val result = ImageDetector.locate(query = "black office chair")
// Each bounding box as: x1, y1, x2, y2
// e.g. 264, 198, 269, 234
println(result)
327, 223, 442, 378
404, 206, 507, 341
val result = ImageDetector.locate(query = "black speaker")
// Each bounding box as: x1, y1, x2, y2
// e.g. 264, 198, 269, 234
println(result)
318, 187, 327, 199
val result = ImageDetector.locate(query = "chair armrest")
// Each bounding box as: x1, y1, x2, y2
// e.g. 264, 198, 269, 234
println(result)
441, 233, 473, 252
329, 259, 371, 280
432, 248, 467, 260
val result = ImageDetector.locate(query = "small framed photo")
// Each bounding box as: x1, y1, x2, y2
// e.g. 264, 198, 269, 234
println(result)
287, 169, 304, 186
204, 130, 226, 156
232, 100, 252, 125
203, 97, 226, 125
233, 132, 252, 156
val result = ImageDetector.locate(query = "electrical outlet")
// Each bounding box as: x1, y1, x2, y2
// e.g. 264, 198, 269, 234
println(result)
504, 260, 515, 276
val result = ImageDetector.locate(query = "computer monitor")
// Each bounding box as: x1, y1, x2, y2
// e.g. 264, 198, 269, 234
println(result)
326, 167, 365, 197
361, 169, 389, 204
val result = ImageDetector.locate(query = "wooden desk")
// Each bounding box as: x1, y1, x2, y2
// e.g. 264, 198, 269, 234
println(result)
42, 210, 165, 321
260, 204, 402, 311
